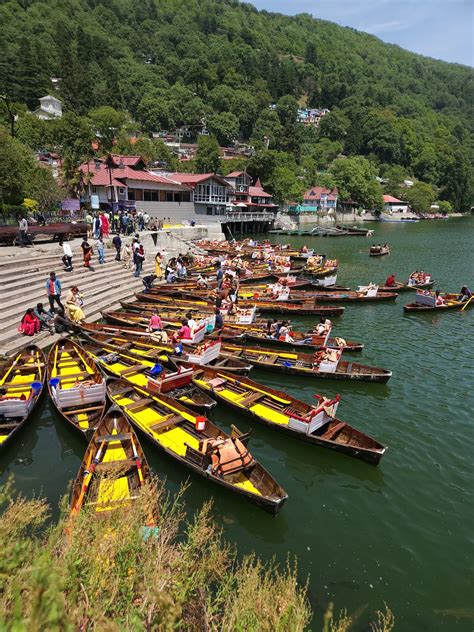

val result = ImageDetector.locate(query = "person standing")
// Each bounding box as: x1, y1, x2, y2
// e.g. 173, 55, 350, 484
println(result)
85, 211, 93, 239
216, 262, 223, 290
81, 239, 94, 269
62, 241, 73, 271
96, 237, 106, 264
93, 214, 101, 239
154, 251, 163, 280
134, 243, 145, 277
45, 272, 64, 312
112, 233, 122, 261
122, 242, 132, 269
100, 212, 110, 238
18, 216, 29, 247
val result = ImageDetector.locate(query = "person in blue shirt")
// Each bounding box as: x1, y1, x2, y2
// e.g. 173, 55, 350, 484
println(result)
458, 286, 472, 302
45, 272, 64, 312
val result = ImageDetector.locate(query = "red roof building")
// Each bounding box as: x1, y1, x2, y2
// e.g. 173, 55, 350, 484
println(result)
383, 194, 409, 213
79, 155, 191, 210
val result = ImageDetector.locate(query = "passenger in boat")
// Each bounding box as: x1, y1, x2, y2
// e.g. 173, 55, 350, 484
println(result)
34, 303, 54, 334
142, 273, 158, 293
66, 286, 85, 323
278, 321, 294, 343
174, 319, 191, 341
458, 285, 472, 303
186, 312, 197, 333
385, 274, 396, 287
18, 308, 41, 336
147, 311, 163, 332
458, 286, 472, 302
435, 291, 446, 306
216, 262, 223, 290
214, 308, 223, 330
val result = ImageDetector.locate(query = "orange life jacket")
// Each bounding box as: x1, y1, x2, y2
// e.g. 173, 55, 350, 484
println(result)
211, 437, 254, 476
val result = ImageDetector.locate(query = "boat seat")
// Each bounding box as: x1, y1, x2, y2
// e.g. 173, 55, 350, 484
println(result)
321, 421, 345, 440
0, 423, 19, 430
266, 356, 279, 364
239, 392, 266, 406
207, 377, 227, 388
124, 398, 154, 411
119, 365, 149, 375
94, 432, 133, 444
149, 415, 183, 433
64, 404, 104, 415
55, 371, 93, 381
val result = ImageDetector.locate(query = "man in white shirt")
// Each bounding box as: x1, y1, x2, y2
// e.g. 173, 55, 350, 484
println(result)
62, 242, 73, 271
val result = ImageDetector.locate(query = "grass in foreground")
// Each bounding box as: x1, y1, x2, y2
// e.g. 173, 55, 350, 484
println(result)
0, 477, 393, 630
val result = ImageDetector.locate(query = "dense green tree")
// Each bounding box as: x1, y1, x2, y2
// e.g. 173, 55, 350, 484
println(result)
318, 109, 350, 142
404, 181, 437, 213
330, 156, 383, 210
251, 110, 283, 149
88, 106, 128, 152
276, 96, 301, 154
24, 166, 62, 212
195, 135, 220, 173
207, 112, 239, 146
437, 200, 453, 215
0, 130, 35, 205
269, 166, 304, 205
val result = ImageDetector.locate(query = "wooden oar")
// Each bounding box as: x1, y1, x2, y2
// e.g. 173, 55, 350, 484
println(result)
461, 295, 473, 311
0, 353, 22, 386
130, 436, 144, 485
73, 439, 106, 513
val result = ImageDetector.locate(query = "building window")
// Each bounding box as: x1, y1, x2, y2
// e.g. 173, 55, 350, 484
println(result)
92, 187, 98, 194
144, 189, 159, 202
166, 191, 173, 202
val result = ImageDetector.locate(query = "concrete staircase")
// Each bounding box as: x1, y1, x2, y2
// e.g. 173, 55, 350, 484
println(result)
0, 250, 154, 355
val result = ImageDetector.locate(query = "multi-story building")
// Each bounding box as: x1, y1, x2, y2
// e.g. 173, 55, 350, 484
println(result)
33, 95, 62, 120
165, 173, 233, 215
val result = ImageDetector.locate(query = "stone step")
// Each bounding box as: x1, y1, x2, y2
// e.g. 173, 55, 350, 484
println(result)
0, 257, 128, 294
0, 282, 142, 353
0, 263, 154, 323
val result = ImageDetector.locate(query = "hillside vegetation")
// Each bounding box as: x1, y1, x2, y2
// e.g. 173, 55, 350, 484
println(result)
0, 0, 472, 210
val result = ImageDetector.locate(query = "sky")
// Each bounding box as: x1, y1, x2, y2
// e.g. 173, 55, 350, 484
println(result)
251, 0, 474, 66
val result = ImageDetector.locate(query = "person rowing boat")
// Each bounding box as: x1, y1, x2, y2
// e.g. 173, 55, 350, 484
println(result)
458, 286, 472, 303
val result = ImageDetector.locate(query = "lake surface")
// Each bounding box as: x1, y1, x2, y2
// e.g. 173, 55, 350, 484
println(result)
1, 217, 473, 630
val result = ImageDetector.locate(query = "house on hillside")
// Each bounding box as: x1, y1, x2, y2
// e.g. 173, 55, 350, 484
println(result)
296, 108, 330, 127
383, 195, 409, 213
289, 187, 339, 213
33, 95, 62, 120
225, 172, 278, 213
165, 173, 233, 215
80, 155, 193, 219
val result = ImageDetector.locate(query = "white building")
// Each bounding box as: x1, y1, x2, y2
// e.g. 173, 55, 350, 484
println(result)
33, 95, 62, 120
383, 195, 409, 213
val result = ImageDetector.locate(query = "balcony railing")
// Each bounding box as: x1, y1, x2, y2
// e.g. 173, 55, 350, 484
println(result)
199, 212, 275, 223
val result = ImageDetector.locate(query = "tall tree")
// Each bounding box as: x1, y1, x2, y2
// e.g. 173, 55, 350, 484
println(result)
195, 135, 220, 173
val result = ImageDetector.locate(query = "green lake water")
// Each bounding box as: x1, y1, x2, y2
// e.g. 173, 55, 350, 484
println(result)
1, 217, 473, 630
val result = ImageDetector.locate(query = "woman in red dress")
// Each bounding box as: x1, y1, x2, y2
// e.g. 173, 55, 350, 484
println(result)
18, 308, 40, 336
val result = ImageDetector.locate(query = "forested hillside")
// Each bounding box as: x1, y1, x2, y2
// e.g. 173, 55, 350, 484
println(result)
1, 0, 473, 210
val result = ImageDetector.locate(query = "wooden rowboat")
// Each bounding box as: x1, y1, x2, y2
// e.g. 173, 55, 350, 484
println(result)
107, 379, 288, 513
80, 341, 216, 412
218, 344, 392, 383
70, 408, 152, 517
369, 245, 390, 256
233, 288, 398, 303
80, 330, 253, 374
191, 366, 386, 464
47, 339, 107, 439
0, 345, 45, 449
378, 279, 435, 292
134, 293, 346, 316
218, 325, 364, 353
403, 293, 474, 312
